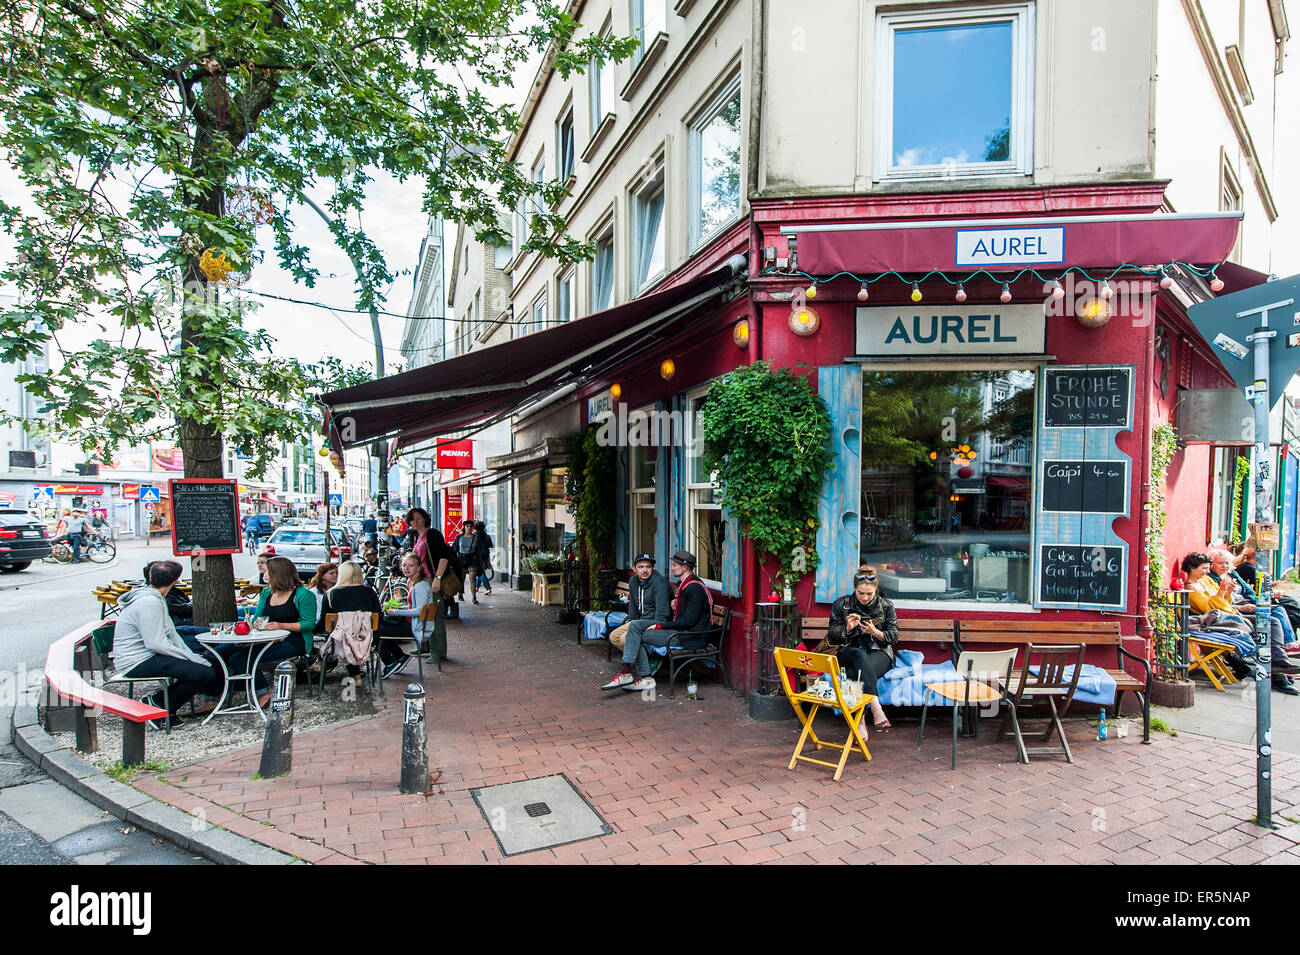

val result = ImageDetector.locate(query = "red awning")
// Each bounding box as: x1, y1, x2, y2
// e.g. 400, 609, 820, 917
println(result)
986, 476, 1031, 491
787, 212, 1242, 275
260, 494, 287, 508
320, 261, 743, 450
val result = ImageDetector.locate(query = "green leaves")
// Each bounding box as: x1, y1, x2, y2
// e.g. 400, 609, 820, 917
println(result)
699, 361, 833, 583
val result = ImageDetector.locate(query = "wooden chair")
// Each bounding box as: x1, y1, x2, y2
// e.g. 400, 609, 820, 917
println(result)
1188, 634, 1245, 691
997, 644, 1086, 763
919, 649, 1018, 769
773, 647, 873, 781
318, 612, 380, 697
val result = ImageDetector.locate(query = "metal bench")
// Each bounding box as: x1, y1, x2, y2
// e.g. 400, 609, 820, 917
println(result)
574, 579, 629, 658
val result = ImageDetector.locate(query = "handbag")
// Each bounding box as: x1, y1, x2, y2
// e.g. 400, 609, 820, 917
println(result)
439, 571, 462, 598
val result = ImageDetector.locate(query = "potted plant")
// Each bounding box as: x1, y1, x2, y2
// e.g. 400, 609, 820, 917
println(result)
1147, 424, 1195, 708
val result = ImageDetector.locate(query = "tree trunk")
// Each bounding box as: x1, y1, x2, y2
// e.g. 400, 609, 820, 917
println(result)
179, 414, 236, 627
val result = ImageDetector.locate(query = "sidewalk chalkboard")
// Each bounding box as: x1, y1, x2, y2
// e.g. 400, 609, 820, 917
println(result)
1041, 459, 1129, 514
1038, 544, 1124, 608
1043, 366, 1132, 428
169, 478, 242, 557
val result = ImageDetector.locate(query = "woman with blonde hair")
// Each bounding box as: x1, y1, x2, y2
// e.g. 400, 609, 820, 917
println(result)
317, 560, 382, 683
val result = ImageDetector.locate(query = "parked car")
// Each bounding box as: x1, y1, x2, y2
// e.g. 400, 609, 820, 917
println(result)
261, 526, 352, 577
0, 509, 53, 572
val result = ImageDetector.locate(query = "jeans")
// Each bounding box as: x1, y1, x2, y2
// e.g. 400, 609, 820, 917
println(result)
622, 619, 675, 677
125, 654, 220, 715
475, 569, 492, 592
69, 532, 84, 562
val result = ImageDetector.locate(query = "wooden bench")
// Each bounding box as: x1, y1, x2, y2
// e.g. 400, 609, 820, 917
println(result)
657, 604, 731, 699
574, 579, 630, 657
797, 616, 957, 658
955, 619, 1152, 743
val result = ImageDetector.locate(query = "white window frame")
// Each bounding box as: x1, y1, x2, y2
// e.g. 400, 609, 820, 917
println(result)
556, 105, 575, 182
589, 219, 615, 313
531, 293, 547, 335
631, 160, 666, 293
688, 73, 743, 252
630, 0, 667, 65
874, 3, 1034, 182
556, 268, 574, 324
684, 384, 723, 588
590, 21, 614, 132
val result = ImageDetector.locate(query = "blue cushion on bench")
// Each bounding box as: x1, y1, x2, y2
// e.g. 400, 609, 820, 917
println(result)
583, 610, 627, 642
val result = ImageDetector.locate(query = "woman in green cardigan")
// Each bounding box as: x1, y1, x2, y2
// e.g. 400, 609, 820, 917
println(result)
225, 555, 317, 707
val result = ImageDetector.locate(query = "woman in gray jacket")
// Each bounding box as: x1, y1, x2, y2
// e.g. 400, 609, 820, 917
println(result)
111, 561, 220, 728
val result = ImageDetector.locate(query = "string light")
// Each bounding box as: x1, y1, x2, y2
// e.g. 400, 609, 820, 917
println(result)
1210, 275, 1225, 292
1052, 281, 1065, 300
1000, 283, 1012, 303
857, 283, 869, 302
1100, 280, 1113, 301
805, 282, 817, 299
910, 282, 922, 303
955, 283, 966, 303
1158, 269, 1174, 290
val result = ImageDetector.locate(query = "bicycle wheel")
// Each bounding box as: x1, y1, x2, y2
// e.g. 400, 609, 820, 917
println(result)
88, 539, 116, 563
47, 542, 72, 563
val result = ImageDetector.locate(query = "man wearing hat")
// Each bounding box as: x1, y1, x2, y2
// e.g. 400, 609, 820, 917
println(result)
602, 549, 712, 692
607, 553, 673, 655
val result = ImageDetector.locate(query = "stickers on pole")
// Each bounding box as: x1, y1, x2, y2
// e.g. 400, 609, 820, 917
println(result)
1213, 332, 1249, 361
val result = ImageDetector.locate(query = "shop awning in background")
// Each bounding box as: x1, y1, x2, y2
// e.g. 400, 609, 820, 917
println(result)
260, 494, 287, 508
783, 212, 1243, 275
986, 476, 1031, 491
320, 259, 745, 450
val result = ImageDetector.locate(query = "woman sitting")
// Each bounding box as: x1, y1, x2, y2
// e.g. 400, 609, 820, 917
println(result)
307, 562, 339, 628
374, 554, 435, 677
317, 561, 382, 683
827, 565, 896, 734
226, 556, 317, 707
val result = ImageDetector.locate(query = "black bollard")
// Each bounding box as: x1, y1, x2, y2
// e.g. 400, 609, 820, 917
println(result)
399, 683, 427, 794
257, 661, 296, 778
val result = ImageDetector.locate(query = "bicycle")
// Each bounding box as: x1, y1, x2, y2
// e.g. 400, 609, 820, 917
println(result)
85, 536, 116, 563
46, 539, 73, 564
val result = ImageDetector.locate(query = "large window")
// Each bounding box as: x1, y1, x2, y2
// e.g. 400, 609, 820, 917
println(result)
590, 22, 615, 132
590, 227, 614, 312
690, 75, 742, 249
632, 164, 665, 292
630, 408, 658, 558
685, 390, 724, 585
557, 106, 575, 181
875, 3, 1033, 181
631, 0, 666, 64
860, 369, 1036, 603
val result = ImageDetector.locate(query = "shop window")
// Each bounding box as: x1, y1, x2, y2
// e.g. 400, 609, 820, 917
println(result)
629, 411, 659, 557
542, 467, 575, 553
689, 74, 742, 250
632, 164, 665, 292
685, 389, 724, 585
875, 3, 1034, 181
590, 226, 614, 312
860, 369, 1036, 602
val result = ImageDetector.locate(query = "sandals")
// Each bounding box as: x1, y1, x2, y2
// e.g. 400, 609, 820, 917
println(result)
873, 719, 892, 732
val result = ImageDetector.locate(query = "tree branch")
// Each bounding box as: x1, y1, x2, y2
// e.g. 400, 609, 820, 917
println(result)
51, 0, 168, 76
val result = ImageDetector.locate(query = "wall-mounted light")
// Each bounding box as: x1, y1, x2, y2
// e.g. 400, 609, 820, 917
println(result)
659, 359, 676, 381
610, 382, 622, 401
789, 305, 820, 337
733, 320, 749, 348
1077, 297, 1112, 328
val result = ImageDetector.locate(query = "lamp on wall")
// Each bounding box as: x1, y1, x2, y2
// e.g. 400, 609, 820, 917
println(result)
733, 320, 749, 347
659, 359, 676, 381
610, 382, 622, 401
1077, 296, 1113, 328
789, 305, 820, 337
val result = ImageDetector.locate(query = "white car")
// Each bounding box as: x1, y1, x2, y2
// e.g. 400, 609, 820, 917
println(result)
261, 526, 352, 578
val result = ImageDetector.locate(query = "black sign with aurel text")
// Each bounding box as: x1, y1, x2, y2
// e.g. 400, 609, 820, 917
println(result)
1043, 367, 1133, 428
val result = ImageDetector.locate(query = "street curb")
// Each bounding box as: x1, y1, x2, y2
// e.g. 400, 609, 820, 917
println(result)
8, 709, 301, 866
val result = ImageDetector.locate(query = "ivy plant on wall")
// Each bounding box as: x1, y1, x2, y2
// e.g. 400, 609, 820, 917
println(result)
570, 423, 616, 596
699, 361, 833, 586
1147, 423, 1180, 675
1230, 454, 1251, 543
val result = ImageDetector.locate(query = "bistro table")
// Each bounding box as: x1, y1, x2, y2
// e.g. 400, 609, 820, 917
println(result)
194, 628, 284, 725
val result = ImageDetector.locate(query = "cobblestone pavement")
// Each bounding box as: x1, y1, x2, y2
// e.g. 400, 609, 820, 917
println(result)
127, 591, 1300, 864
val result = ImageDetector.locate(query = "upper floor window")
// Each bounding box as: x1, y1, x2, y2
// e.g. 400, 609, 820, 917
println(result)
530, 293, 548, 336
875, 3, 1034, 181
690, 74, 742, 250
632, 163, 665, 293
631, 0, 667, 64
590, 22, 615, 132
556, 268, 574, 324
590, 227, 614, 313
557, 106, 575, 182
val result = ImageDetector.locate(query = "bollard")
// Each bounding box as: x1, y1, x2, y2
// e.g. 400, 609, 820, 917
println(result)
257, 661, 296, 778
399, 683, 428, 794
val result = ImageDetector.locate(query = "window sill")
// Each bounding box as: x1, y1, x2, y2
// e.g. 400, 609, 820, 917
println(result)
674, 0, 697, 15
581, 113, 617, 164
622, 32, 668, 101
691, 211, 744, 255
891, 598, 1036, 614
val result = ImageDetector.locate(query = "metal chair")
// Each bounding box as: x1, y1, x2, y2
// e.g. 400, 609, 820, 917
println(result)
997, 644, 1086, 763
919, 649, 1018, 769
317, 612, 380, 697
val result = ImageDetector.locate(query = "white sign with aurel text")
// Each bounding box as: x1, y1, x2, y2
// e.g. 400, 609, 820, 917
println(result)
954, 226, 1064, 266
856, 304, 1046, 357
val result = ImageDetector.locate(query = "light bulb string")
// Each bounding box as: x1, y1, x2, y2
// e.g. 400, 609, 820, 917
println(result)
769, 261, 1222, 289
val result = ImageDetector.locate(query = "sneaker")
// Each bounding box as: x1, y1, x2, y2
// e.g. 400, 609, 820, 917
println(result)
601, 671, 635, 691
623, 676, 657, 693
382, 654, 409, 679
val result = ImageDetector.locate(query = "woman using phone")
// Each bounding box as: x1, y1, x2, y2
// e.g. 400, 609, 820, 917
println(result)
827, 564, 897, 733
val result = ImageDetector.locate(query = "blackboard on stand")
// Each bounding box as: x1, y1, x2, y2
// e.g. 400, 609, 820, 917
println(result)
169, 478, 242, 557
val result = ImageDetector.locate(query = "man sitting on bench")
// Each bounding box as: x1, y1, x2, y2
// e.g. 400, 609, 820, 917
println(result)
602, 549, 711, 693
607, 552, 672, 656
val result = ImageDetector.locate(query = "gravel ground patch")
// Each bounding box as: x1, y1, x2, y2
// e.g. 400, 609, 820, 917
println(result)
51, 674, 383, 773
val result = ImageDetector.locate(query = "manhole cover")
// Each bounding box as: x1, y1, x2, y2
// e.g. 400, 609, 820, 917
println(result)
470, 774, 612, 856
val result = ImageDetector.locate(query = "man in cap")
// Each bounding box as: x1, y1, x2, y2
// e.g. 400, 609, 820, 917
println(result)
602, 549, 712, 692
607, 553, 673, 655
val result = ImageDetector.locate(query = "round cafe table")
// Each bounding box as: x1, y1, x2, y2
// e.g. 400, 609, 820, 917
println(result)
193, 629, 285, 725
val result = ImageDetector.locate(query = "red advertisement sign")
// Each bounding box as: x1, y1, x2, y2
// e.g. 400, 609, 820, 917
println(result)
51, 484, 105, 495
122, 483, 140, 500
443, 493, 464, 541
436, 439, 474, 470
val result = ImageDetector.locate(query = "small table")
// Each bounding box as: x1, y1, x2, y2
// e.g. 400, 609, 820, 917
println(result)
193, 629, 285, 725
920, 679, 1005, 769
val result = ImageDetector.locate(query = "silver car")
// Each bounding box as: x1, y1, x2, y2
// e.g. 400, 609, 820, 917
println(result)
262, 526, 352, 578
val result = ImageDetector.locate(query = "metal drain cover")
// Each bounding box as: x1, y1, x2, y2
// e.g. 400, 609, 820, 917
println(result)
471, 774, 612, 856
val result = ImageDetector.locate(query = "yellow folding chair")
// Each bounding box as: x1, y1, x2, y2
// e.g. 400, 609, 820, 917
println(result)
773, 647, 873, 781
1188, 635, 1239, 692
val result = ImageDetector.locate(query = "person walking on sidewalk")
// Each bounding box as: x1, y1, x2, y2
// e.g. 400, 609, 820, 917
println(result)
473, 521, 494, 597
602, 549, 711, 693
110, 560, 220, 729
407, 507, 454, 659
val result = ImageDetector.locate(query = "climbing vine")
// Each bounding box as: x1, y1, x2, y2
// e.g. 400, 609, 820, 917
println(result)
1229, 454, 1251, 542
699, 361, 833, 585
1147, 423, 1180, 673
570, 424, 617, 596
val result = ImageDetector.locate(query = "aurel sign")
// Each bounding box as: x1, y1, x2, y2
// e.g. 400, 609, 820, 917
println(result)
954, 227, 1064, 267
856, 304, 1046, 357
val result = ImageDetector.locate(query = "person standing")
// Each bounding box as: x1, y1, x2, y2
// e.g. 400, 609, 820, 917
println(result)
362, 511, 378, 547
453, 521, 478, 603
406, 507, 454, 661
473, 520, 494, 597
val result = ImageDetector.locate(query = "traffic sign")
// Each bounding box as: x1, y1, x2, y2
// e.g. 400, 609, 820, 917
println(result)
328, 493, 343, 506
33, 486, 54, 502
139, 485, 161, 504
1187, 273, 1300, 408
144, 502, 155, 511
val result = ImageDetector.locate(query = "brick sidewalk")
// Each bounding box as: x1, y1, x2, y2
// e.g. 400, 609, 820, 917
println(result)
131, 592, 1300, 864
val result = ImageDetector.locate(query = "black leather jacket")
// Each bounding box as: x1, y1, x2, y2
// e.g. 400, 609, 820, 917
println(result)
827, 593, 899, 658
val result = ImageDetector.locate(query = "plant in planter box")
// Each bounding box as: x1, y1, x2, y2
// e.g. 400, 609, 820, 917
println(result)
525, 552, 564, 575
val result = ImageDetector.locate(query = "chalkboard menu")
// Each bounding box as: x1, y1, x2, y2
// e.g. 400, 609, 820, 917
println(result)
1038, 545, 1125, 607
1041, 459, 1129, 514
169, 478, 242, 556
1043, 367, 1132, 428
